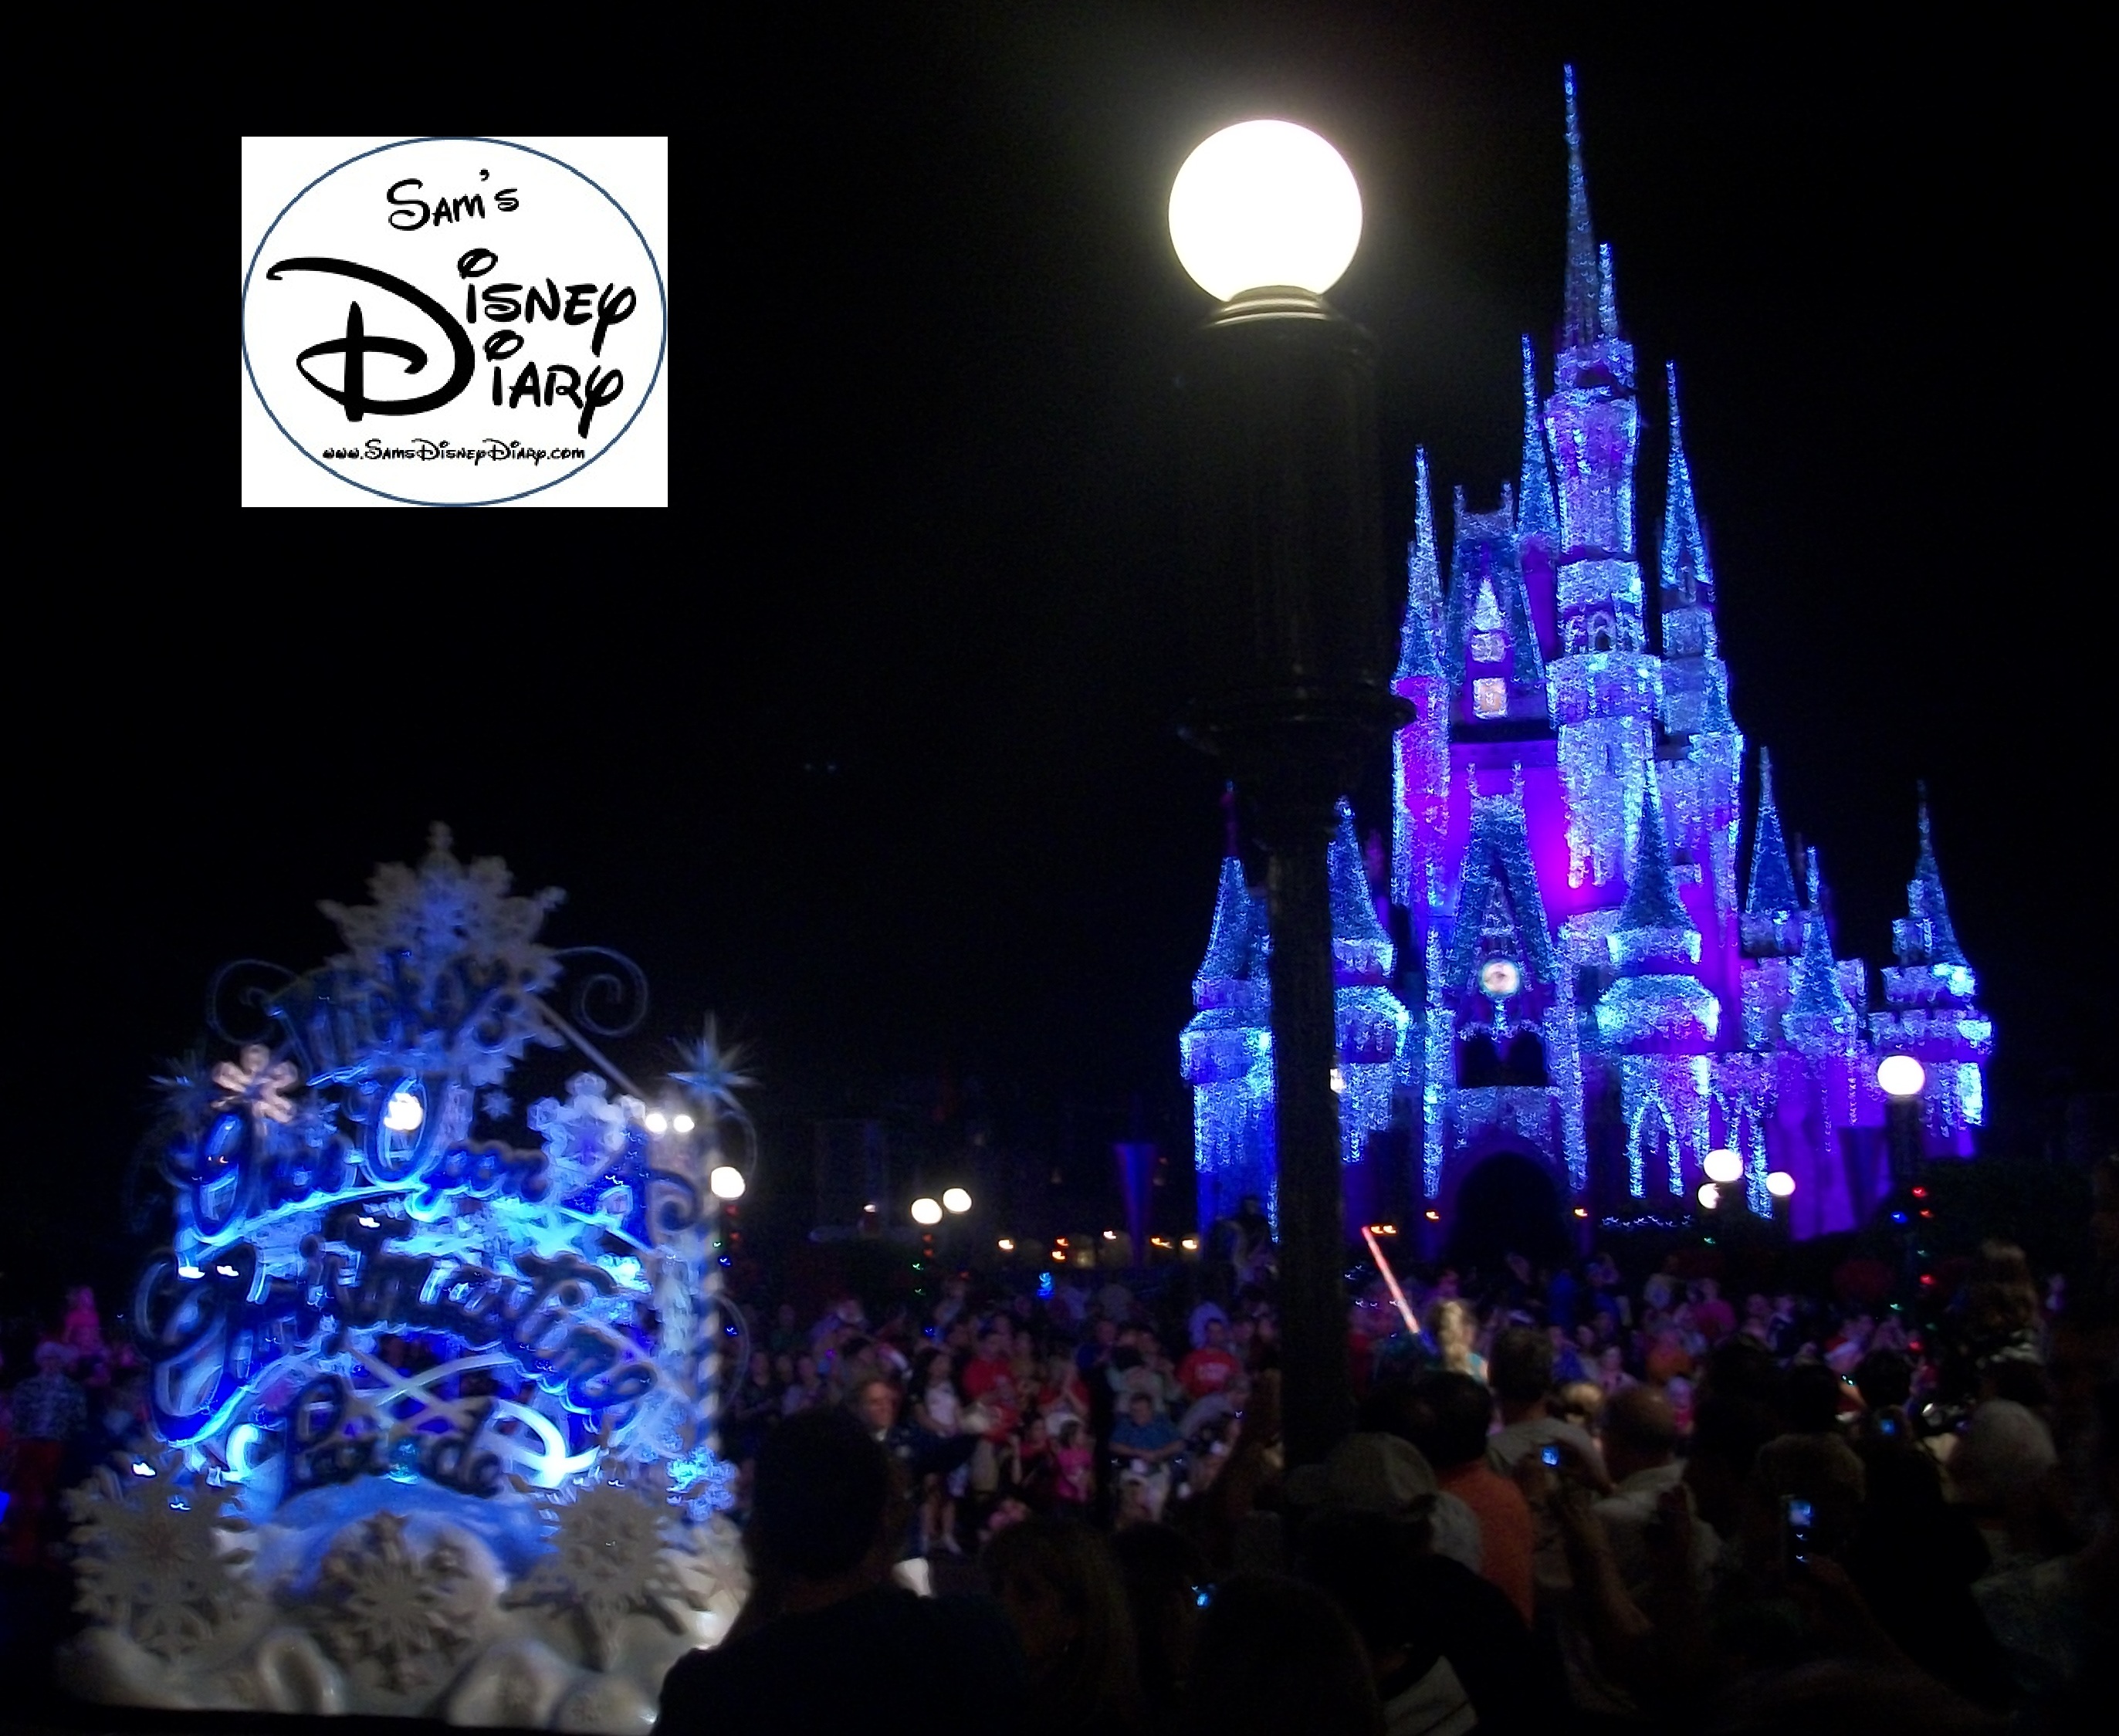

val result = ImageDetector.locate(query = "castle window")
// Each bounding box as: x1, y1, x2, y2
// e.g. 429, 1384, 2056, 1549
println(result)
1471, 630, 1506, 665
1459, 1030, 1501, 1088
1588, 611, 1614, 654
1501, 1031, 1551, 1087
1472, 678, 1508, 719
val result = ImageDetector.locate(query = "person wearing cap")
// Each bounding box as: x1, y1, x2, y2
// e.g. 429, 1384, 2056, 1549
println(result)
1290, 1432, 1564, 1732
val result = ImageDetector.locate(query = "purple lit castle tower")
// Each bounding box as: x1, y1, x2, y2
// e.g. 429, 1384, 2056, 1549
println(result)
1182, 70, 1991, 1250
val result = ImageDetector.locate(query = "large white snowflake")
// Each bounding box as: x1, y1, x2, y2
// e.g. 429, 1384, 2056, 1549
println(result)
312, 1511, 477, 1692
64, 1462, 254, 1660
529, 1072, 641, 1198
318, 824, 566, 1087
504, 1478, 707, 1670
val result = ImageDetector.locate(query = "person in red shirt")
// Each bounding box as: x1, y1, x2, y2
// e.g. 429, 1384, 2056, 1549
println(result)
960, 1326, 1013, 1403
1396, 1371, 1535, 1626
1177, 1317, 1244, 1402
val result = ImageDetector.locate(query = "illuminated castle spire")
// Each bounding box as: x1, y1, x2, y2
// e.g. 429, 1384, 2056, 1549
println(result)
1785, 848, 1857, 1054
1516, 338, 1559, 549
1596, 770, 1718, 1049
1659, 362, 1711, 604
1742, 746, 1803, 955
1393, 451, 1452, 919
1897, 787, 1968, 971
1395, 449, 1445, 682
1562, 66, 1611, 351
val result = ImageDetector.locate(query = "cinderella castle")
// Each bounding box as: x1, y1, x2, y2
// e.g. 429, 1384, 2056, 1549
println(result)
1180, 72, 1992, 1253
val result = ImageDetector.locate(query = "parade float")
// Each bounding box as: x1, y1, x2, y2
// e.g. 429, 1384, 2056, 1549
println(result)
59, 828, 749, 1731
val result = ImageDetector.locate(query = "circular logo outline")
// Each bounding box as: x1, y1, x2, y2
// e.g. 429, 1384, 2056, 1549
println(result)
242, 137, 666, 508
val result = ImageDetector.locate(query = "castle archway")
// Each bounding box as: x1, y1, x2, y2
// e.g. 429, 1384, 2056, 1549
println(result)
1444, 1146, 1570, 1273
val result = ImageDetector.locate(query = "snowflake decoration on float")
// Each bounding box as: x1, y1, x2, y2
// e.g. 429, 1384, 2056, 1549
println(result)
504, 1475, 709, 1670
312, 1511, 477, 1692
63, 1459, 254, 1660
667, 1447, 740, 1522
316, 824, 566, 1088
212, 1044, 301, 1125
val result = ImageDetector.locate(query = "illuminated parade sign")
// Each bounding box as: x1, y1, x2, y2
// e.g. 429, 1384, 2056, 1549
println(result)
134, 827, 729, 1504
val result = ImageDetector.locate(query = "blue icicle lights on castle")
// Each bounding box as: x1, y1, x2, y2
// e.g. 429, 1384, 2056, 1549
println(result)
1182, 70, 1992, 1250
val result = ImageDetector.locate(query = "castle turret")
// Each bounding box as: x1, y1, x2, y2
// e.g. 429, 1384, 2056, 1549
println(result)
1180, 854, 1274, 1227
1329, 802, 1409, 1166
1392, 449, 1451, 926
1784, 849, 1857, 1059
1596, 769, 1718, 1050
1516, 337, 1561, 658
1444, 486, 1547, 726
1545, 68, 1657, 891
1657, 364, 1745, 931
1873, 791, 1992, 1147
1596, 769, 1720, 1201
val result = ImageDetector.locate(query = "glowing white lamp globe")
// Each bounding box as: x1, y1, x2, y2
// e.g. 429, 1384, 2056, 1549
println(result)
1766, 1170, 1796, 1199
1169, 120, 1362, 301
1877, 1054, 1926, 1099
672, 1112, 696, 1134
911, 1196, 943, 1227
1703, 1149, 1744, 1185
942, 1186, 973, 1215
1697, 1183, 1721, 1210
383, 1088, 424, 1134
645, 1110, 669, 1135
708, 1164, 746, 1201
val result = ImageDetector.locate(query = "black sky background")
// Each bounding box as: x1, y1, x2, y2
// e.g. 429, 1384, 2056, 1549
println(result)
19, 7, 2105, 1311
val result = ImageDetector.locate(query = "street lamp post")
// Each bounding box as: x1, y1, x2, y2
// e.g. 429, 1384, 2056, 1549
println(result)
1878, 1054, 1926, 1193
1169, 122, 1408, 1467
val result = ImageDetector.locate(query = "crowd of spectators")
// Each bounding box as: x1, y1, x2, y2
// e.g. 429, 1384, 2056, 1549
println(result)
7, 1159, 2117, 1733
675, 1159, 2119, 1733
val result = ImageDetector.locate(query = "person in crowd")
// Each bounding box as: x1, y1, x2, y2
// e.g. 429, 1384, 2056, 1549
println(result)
1424, 1299, 1485, 1384
1595, 1343, 1635, 1397
779, 1351, 828, 1416
908, 1351, 966, 1555
655, 1408, 1024, 1734
1177, 1315, 1244, 1403
1290, 1429, 1563, 1731
1396, 1372, 1534, 1625
1184, 1572, 1382, 1736
766, 1301, 803, 1361
1053, 1416, 1096, 1514
1112, 1391, 1183, 1524
983, 1516, 1143, 1736
963, 1325, 1014, 1403
1109, 1522, 1208, 1724
1040, 1351, 1091, 1425
1003, 1413, 1061, 1514
853, 1378, 977, 1557
1485, 1325, 1606, 1480
1593, 1386, 1718, 1596
7, 1342, 85, 1565
723, 1350, 780, 1463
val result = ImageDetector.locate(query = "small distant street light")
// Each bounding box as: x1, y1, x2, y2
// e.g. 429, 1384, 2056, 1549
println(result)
1697, 1183, 1721, 1210
910, 1196, 943, 1227
708, 1165, 746, 1202
672, 1112, 696, 1134
1766, 1170, 1796, 1199
997, 1237, 1015, 1252
644, 1110, 669, 1135
1702, 1149, 1743, 1185
942, 1187, 973, 1214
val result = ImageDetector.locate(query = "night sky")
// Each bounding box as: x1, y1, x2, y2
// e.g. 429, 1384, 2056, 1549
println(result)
23, 9, 2101, 1311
